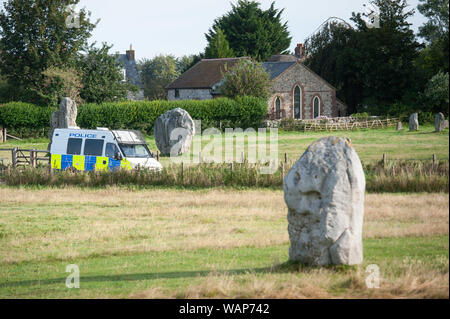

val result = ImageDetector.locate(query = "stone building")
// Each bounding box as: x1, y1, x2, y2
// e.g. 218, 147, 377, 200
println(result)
116, 45, 144, 100
166, 44, 347, 119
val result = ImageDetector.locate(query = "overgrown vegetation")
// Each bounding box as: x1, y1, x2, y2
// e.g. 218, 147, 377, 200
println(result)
2, 160, 448, 193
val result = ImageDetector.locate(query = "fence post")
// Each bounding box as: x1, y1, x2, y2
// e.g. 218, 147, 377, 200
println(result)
30, 150, 35, 168
0, 126, 3, 143
382, 153, 387, 168
199, 152, 202, 165
181, 162, 184, 184
241, 152, 245, 164
432, 154, 437, 166
3, 128, 6, 142
281, 162, 285, 180
156, 151, 160, 162
12, 147, 17, 168
284, 153, 287, 164
230, 163, 233, 182
48, 153, 53, 176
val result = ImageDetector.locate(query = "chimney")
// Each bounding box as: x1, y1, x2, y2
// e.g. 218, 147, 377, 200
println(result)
126, 44, 135, 61
295, 43, 304, 59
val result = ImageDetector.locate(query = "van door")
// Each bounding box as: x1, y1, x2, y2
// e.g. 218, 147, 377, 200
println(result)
105, 142, 122, 171
83, 138, 106, 171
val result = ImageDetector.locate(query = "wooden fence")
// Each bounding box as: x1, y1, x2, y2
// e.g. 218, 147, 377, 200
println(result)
0, 148, 50, 169
279, 117, 399, 132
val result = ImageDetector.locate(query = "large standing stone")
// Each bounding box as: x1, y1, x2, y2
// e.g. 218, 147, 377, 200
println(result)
154, 108, 195, 156
409, 113, 419, 131
283, 137, 366, 266
435, 113, 446, 132
48, 97, 78, 148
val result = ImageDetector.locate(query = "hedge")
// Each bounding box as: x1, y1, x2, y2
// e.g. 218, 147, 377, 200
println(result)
77, 96, 267, 134
0, 102, 55, 137
0, 97, 268, 137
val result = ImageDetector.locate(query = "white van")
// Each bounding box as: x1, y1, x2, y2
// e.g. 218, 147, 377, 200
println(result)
50, 128, 162, 172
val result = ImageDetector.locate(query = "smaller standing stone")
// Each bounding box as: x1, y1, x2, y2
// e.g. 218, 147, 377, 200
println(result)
48, 97, 79, 149
409, 113, 419, 131
396, 122, 403, 131
435, 113, 446, 132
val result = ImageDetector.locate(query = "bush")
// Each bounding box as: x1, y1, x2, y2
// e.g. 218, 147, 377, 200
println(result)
0, 102, 55, 137
77, 96, 267, 134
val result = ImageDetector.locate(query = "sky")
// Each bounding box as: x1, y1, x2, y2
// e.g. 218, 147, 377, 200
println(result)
1, 0, 427, 61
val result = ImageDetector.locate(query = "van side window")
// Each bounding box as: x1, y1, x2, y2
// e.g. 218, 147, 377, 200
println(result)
67, 138, 82, 155
105, 143, 119, 158
84, 139, 104, 156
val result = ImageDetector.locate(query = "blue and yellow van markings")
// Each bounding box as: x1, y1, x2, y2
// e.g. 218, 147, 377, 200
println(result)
51, 154, 132, 172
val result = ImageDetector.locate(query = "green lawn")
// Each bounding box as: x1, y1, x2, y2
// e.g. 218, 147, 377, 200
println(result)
0, 126, 448, 167
0, 188, 448, 298
0, 236, 447, 299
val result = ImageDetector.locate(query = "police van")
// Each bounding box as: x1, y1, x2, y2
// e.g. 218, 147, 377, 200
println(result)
50, 128, 162, 172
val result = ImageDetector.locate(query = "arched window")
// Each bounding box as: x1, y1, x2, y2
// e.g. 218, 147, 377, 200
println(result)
275, 97, 281, 119
294, 86, 301, 119
313, 96, 320, 118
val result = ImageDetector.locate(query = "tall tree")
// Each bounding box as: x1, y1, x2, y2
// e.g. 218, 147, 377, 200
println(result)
206, 0, 291, 61
416, 0, 449, 77
77, 43, 133, 104
140, 55, 179, 100
0, 0, 95, 105
305, 0, 421, 114
204, 27, 235, 59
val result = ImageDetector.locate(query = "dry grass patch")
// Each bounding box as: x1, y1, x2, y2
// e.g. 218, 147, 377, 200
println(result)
0, 188, 448, 265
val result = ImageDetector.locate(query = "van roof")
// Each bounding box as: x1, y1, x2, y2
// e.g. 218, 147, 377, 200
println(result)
54, 128, 146, 145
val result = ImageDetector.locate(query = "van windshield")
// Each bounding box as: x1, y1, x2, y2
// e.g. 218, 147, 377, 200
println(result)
119, 144, 152, 158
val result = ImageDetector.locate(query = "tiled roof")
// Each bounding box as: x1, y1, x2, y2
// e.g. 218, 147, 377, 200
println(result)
262, 62, 296, 80
166, 58, 246, 90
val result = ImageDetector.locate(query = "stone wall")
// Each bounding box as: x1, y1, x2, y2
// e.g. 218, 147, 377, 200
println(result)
268, 63, 338, 119
167, 89, 213, 101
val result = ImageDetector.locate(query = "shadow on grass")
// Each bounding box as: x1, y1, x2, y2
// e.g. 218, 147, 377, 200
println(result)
0, 261, 357, 288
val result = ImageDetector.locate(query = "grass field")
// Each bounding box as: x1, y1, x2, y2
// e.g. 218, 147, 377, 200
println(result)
0, 187, 448, 298
0, 126, 448, 167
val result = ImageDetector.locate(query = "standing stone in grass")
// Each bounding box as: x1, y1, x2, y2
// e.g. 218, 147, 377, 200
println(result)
435, 113, 446, 132
283, 137, 366, 266
154, 108, 195, 156
409, 113, 419, 131
48, 97, 79, 149
396, 122, 403, 131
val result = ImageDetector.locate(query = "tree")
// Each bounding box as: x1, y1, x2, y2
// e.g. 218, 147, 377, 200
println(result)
416, 0, 449, 77
41, 66, 83, 106
206, 0, 291, 61
76, 43, 133, 104
305, 0, 421, 114
220, 59, 271, 99
422, 71, 449, 115
176, 54, 197, 74
140, 55, 179, 100
305, 22, 362, 114
204, 27, 235, 59
0, 0, 96, 105
418, 0, 449, 43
